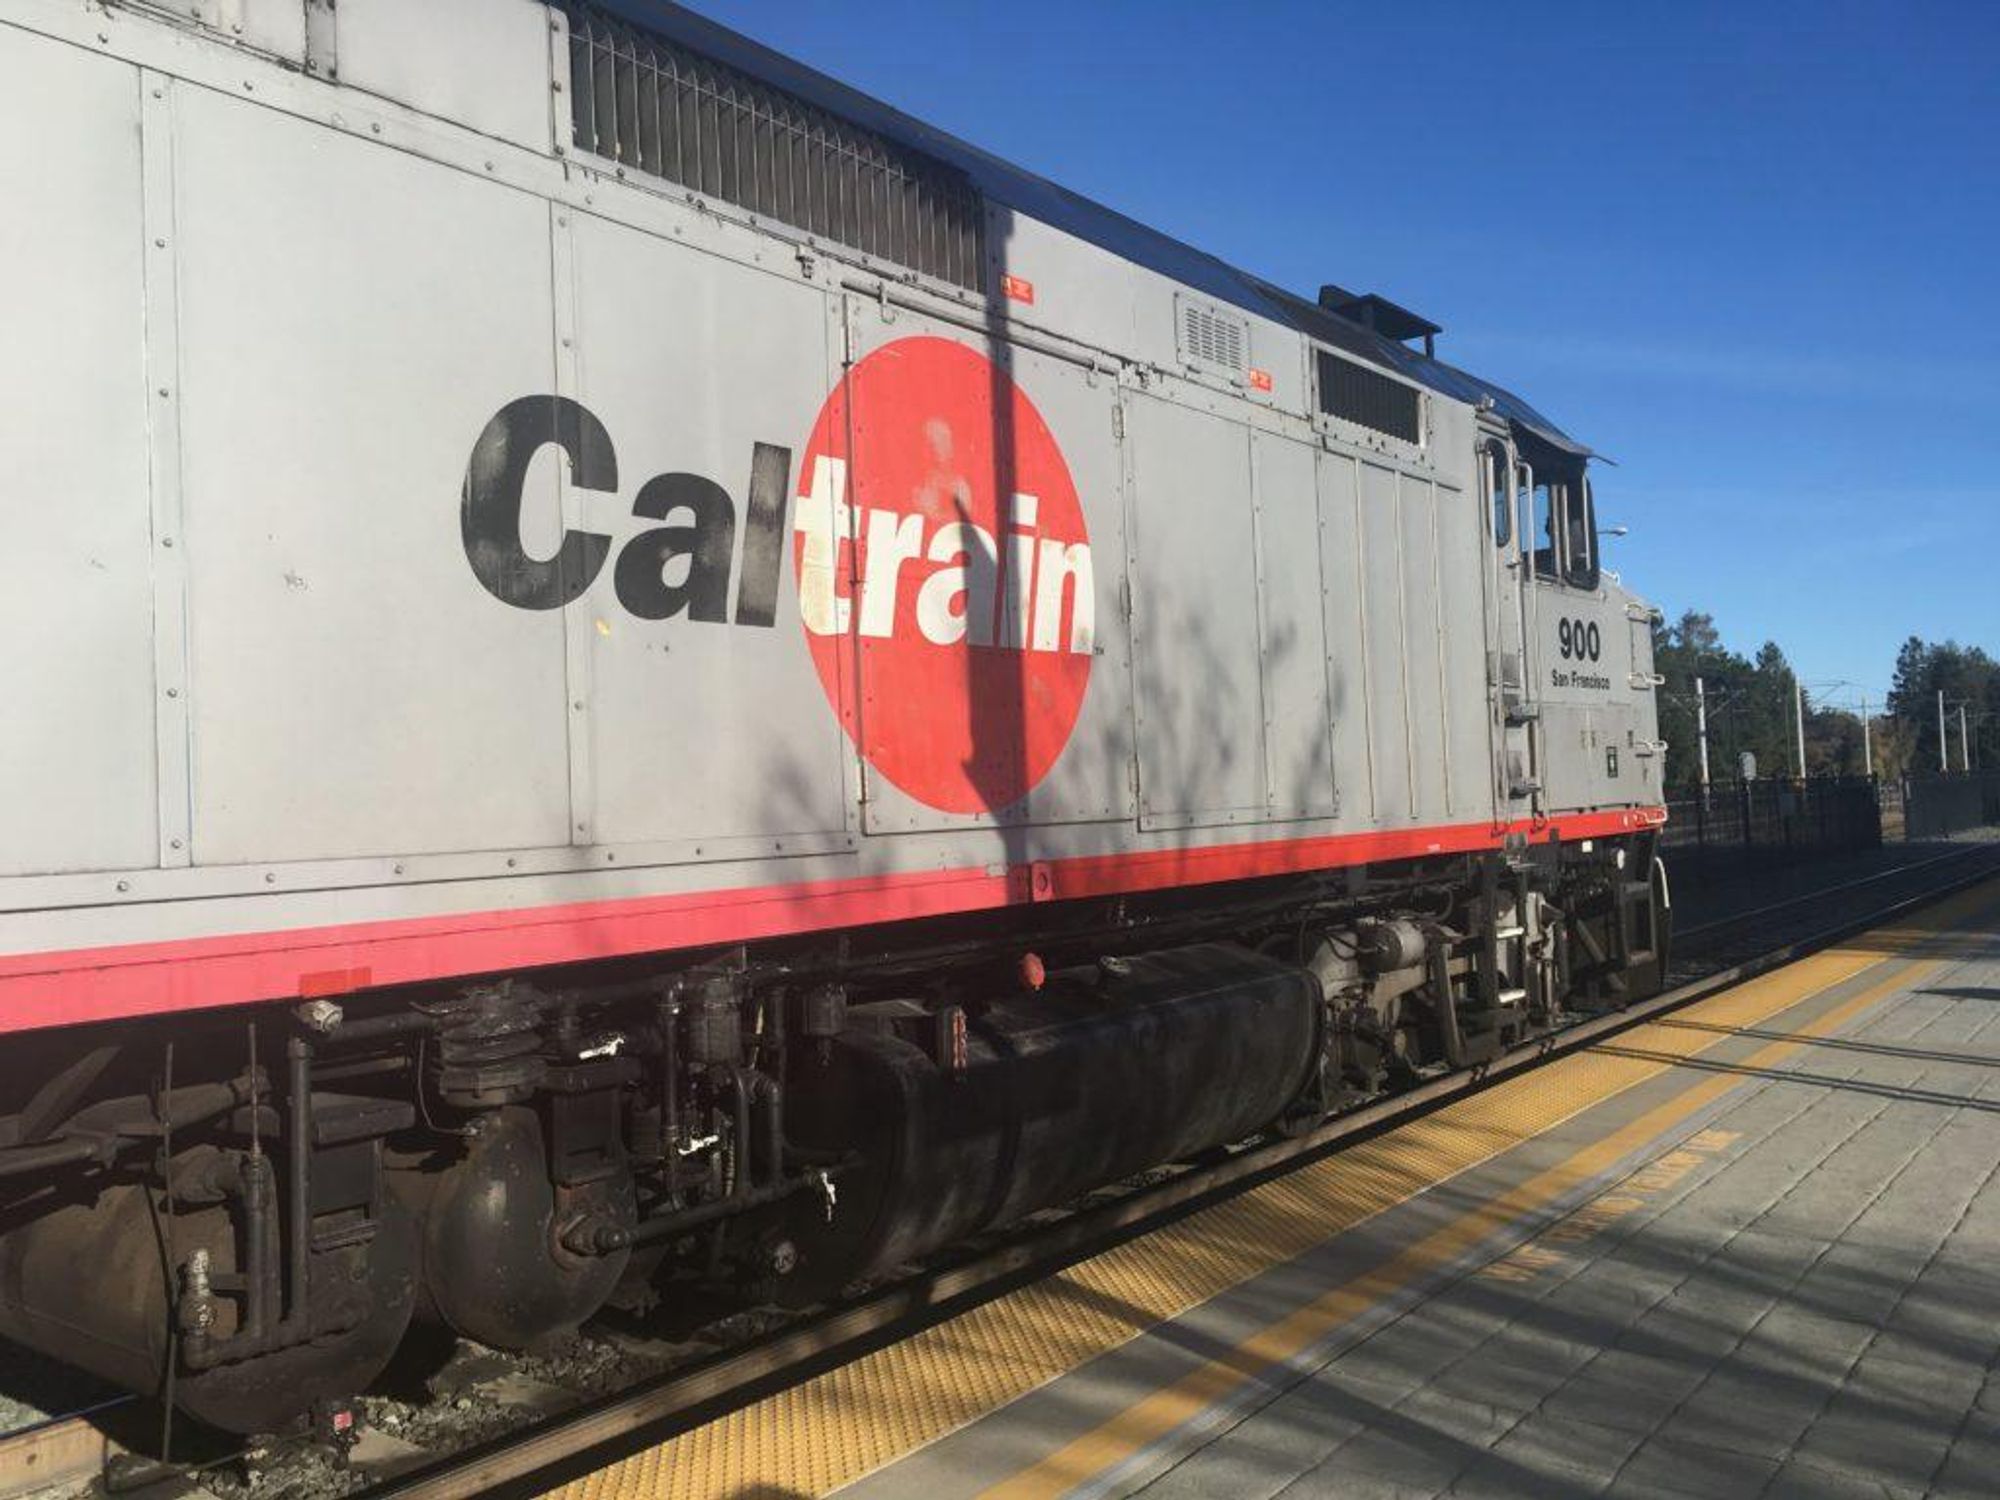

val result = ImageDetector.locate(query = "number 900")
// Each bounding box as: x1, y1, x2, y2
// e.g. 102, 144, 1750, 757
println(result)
1557, 618, 1601, 662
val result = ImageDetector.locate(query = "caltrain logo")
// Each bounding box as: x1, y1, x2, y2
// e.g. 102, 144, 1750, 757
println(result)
795, 338, 1094, 812
460, 337, 1093, 814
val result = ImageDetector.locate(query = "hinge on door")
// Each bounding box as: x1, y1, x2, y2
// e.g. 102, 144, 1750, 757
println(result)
1128, 756, 1141, 797
305, 0, 339, 80
1112, 403, 1125, 440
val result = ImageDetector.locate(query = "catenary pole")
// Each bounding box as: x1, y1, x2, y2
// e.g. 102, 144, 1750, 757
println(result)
1794, 674, 1807, 779
1696, 676, 1711, 800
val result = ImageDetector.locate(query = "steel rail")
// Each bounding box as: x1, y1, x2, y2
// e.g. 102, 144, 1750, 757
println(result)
0, 1399, 130, 1499
365, 846, 2000, 1500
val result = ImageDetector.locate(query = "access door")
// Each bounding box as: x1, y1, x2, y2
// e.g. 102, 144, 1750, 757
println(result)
832, 297, 1133, 834
1481, 437, 1538, 814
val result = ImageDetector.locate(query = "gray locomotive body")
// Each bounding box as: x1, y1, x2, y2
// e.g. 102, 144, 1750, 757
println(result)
0, 0, 1667, 1430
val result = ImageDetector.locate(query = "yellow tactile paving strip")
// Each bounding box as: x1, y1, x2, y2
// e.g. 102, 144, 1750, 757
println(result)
553, 887, 1992, 1500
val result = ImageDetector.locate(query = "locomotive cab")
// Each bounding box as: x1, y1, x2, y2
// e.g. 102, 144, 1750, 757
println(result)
1481, 430, 1670, 1006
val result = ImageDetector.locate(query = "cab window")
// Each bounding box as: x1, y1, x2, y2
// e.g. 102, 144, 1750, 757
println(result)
1485, 444, 1511, 547
1528, 477, 1561, 581
1564, 479, 1600, 590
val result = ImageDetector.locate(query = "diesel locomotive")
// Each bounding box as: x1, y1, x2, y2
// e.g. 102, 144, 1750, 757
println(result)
0, 0, 1668, 1432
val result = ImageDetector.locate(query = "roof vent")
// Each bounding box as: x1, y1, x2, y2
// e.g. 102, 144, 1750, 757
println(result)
562, 4, 985, 291
1316, 350, 1422, 445
1318, 285, 1441, 358
1176, 295, 1247, 376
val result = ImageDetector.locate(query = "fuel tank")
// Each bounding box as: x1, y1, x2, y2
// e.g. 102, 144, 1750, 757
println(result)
0, 1183, 417, 1433
785, 943, 1321, 1297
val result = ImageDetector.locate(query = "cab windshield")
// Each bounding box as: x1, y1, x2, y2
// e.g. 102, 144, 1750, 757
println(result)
1523, 464, 1598, 590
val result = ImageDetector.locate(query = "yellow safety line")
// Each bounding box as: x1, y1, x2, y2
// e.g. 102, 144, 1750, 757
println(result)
552, 886, 1990, 1500
984, 955, 1946, 1499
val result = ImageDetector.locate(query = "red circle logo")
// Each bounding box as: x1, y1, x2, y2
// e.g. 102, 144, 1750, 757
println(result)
793, 337, 1094, 814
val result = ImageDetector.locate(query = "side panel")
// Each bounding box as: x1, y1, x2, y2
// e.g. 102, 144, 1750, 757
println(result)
1251, 431, 1335, 819
0, 33, 156, 877
333, 0, 554, 152
1128, 395, 1263, 829
1358, 463, 1410, 822
192, 1, 308, 66
1534, 585, 1643, 812
568, 212, 852, 847
1437, 480, 1496, 825
1316, 452, 1373, 825
1627, 601, 1664, 803
1399, 475, 1448, 823
1482, 440, 1533, 813
835, 310, 1133, 834
175, 88, 573, 865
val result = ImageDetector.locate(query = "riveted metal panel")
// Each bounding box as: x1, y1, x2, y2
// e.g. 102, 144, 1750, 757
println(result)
0, 31, 157, 878
1534, 577, 1651, 813
1317, 452, 1373, 825
1437, 482, 1496, 824
1399, 475, 1448, 823
127, 0, 308, 65
174, 88, 572, 865
1127, 393, 1264, 829
839, 303, 1133, 834
333, 0, 554, 151
141, 72, 194, 871
1250, 432, 1335, 819
566, 209, 853, 846
1358, 463, 1411, 821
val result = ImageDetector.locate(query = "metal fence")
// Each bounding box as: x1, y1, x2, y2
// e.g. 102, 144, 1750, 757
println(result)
1897, 771, 2000, 841
1659, 777, 1882, 876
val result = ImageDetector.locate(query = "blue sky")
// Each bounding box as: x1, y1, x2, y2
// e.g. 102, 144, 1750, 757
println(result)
687, 0, 1999, 708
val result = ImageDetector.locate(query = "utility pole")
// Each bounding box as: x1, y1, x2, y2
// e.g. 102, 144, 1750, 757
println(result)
1861, 691, 1873, 778
1794, 674, 1807, 780
1696, 676, 1712, 799
1939, 690, 1949, 773
1960, 704, 1970, 773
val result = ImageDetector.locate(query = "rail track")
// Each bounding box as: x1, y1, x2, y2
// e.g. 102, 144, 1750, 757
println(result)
6, 839, 2000, 1500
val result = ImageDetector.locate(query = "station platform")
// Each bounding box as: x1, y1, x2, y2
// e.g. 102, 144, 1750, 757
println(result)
555, 880, 2000, 1500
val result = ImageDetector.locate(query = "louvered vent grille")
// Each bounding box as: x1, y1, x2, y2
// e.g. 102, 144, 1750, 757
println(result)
1178, 299, 1247, 372
562, 5, 985, 290
1316, 350, 1422, 444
